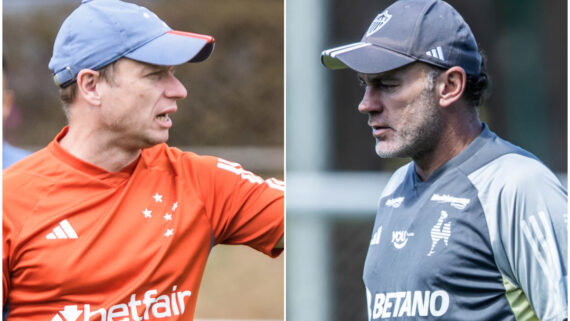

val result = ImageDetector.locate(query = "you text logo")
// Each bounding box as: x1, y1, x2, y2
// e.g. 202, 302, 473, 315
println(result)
391, 230, 414, 249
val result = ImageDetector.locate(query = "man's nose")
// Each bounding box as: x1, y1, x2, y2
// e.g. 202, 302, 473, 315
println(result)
165, 74, 188, 100
358, 87, 382, 114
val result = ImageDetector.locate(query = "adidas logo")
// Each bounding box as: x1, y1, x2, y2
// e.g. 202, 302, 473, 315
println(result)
426, 46, 445, 61
46, 219, 78, 240
370, 226, 382, 245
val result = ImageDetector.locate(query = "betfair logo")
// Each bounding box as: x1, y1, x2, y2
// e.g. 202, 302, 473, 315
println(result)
46, 220, 78, 240
51, 305, 82, 321
50, 286, 192, 321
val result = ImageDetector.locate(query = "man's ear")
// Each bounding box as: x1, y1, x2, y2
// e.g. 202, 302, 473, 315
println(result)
76, 69, 101, 105
3, 88, 15, 120
437, 66, 466, 107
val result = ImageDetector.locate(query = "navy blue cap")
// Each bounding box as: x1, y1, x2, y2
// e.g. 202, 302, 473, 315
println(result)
49, 0, 215, 87
321, 0, 481, 75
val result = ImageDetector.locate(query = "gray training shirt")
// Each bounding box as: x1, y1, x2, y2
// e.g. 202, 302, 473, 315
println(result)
363, 124, 567, 320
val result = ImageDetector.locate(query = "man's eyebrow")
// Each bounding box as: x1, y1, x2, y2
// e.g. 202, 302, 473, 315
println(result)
152, 65, 171, 71
142, 64, 173, 75
358, 72, 398, 83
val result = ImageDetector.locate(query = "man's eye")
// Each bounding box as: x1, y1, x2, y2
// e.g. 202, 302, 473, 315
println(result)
147, 71, 162, 78
147, 69, 171, 78
373, 80, 398, 89
358, 77, 398, 89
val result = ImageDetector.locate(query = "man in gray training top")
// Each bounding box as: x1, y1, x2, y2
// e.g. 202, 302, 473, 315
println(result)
321, 0, 567, 320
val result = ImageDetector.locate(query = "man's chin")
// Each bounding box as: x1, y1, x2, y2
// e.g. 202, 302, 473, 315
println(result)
142, 133, 169, 148
375, 142, 406, 159
376, 150, 396, 159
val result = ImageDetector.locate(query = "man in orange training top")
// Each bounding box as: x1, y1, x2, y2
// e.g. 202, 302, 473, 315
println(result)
2, 1, 284, 320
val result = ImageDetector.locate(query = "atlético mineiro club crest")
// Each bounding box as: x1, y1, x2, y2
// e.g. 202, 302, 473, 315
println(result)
366, 11, 392, 37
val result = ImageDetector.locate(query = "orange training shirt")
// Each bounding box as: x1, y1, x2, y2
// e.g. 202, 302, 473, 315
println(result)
3, 127, 284, 320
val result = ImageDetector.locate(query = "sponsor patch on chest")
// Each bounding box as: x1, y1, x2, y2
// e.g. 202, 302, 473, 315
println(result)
370, 289, 449, 319
430, 193, 470, 210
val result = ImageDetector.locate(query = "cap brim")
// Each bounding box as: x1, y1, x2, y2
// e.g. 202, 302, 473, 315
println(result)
321, 42, 416, 74
125, 30, 215, 66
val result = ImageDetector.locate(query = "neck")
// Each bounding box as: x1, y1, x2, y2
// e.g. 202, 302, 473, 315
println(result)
414, 117, 483, 181
60, 124, 142, 172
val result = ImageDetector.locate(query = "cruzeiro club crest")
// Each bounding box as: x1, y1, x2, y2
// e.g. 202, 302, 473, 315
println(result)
366, 11, 392, 37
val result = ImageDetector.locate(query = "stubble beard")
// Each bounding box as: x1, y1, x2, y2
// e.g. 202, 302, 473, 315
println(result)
105, 117, 168, 150
375, 85, 443, 160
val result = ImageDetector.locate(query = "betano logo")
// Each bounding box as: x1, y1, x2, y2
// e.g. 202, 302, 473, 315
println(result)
370, 290, 449, 319
50, 286, 191, 321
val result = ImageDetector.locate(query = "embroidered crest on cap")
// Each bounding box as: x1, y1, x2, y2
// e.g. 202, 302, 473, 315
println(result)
366, 11, 392, 37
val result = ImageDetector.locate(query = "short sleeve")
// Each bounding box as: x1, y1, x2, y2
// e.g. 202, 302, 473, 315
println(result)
470, 154, 567, 320
3, 217, 11, 306
194, 156, 284, 257
2, 194, 21, 307
500, 167, 567, 320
